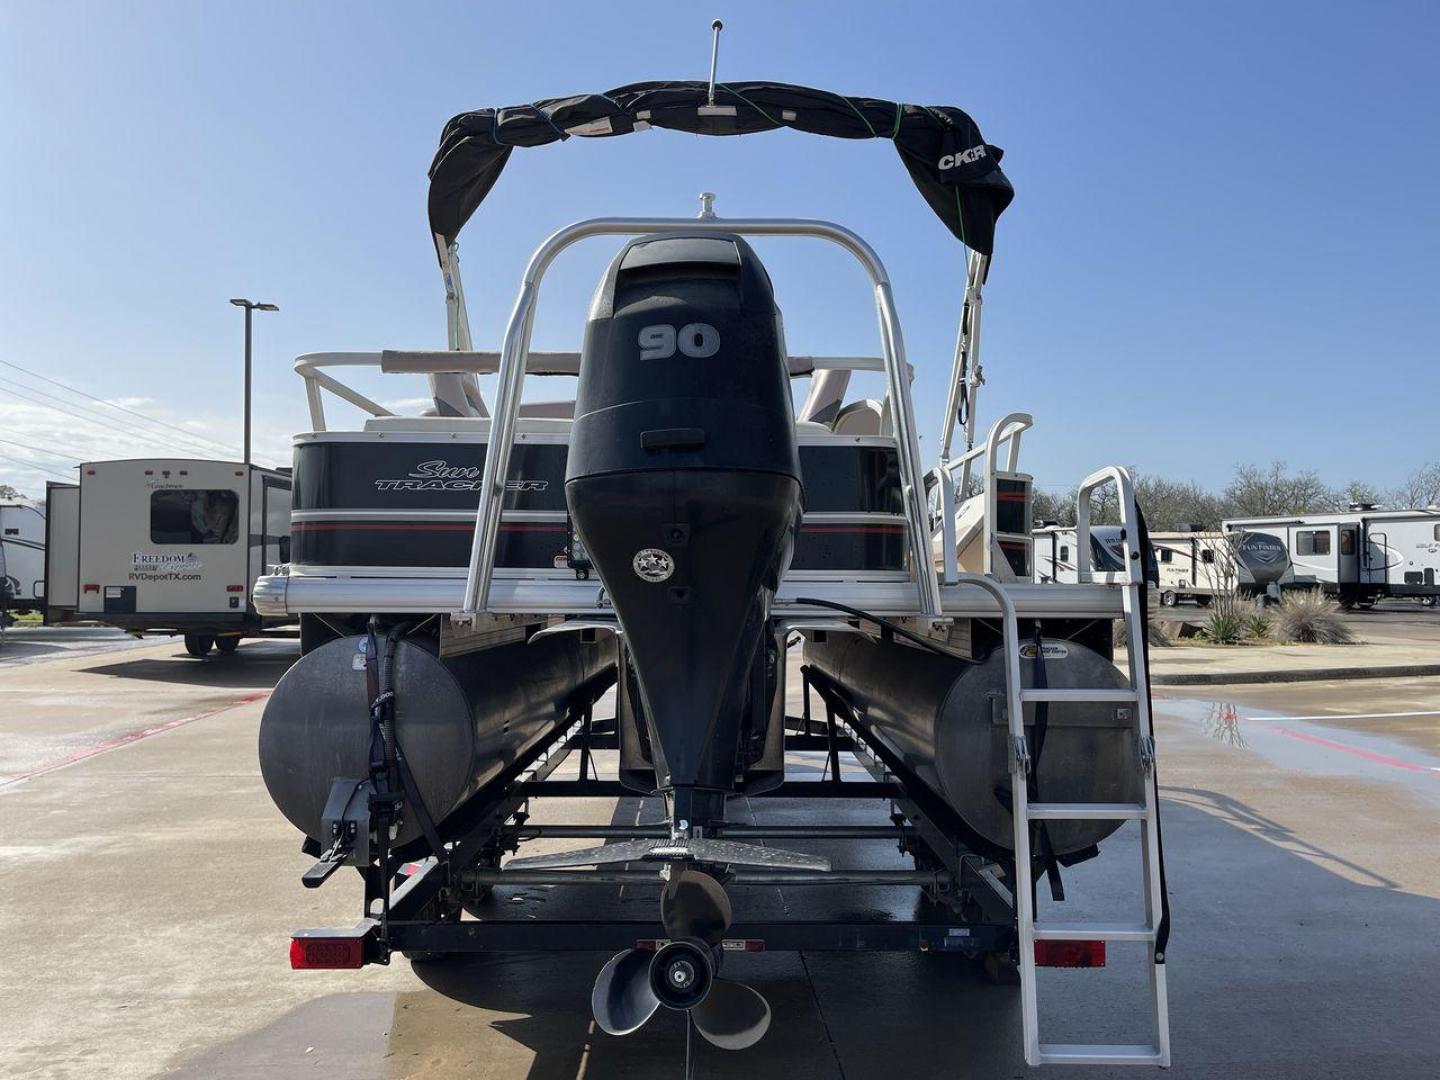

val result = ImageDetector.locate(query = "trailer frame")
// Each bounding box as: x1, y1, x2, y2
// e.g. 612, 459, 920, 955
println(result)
297, 663, 1022, 969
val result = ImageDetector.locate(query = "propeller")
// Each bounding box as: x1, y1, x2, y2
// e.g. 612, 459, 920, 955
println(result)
590, 868, 771, 1051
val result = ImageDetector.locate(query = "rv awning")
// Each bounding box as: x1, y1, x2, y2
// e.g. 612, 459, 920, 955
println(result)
428, 81, 1014, 256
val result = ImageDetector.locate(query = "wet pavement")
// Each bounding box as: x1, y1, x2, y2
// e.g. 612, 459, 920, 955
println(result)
1, 639, 1438, 1078
0, 625, 181, 668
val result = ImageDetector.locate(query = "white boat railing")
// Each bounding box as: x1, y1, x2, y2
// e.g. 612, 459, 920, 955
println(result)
929, 412, 1033, 583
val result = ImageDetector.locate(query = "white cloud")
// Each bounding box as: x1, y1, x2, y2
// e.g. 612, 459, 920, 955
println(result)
0, 395, 254, 498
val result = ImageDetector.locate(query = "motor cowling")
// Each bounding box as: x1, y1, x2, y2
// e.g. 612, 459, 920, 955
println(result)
565, 234, 801, 827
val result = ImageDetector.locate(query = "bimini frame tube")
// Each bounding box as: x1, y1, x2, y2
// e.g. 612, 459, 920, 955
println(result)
937, 250, 988, 462
455, 215, 944, 624
436, 241, 488, 418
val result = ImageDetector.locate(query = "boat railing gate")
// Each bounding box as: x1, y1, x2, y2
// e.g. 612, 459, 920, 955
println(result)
928, 411, 1033, 583
443, 214, 944, 626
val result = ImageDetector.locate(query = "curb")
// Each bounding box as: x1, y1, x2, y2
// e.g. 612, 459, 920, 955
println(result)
1150, 664, 1440, 687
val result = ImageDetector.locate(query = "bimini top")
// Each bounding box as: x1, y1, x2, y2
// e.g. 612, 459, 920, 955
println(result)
428, 80, 1014, 256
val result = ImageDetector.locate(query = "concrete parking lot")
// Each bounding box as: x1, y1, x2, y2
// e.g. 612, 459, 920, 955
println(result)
1, 621, 1437, 1079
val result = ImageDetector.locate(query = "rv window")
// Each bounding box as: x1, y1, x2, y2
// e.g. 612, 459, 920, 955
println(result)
1059, 545, 1070, 562
1340, 529, 1356, 556
1296, 530, 1330, 557
150, 490, 239, 545
1434, 525, 1440, 542
1201, 549, 1215, 564
1159, 548, 1173, 564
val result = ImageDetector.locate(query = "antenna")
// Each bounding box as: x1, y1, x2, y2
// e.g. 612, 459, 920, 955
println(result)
706, 20, 723, 106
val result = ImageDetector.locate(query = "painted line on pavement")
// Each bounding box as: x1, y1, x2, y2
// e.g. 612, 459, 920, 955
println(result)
1260, 724, 1433, 775
0, 691, 272, 789
1239, 710, 1440, 723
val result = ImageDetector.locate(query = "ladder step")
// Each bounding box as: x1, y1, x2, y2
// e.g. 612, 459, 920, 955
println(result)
1027, 802, 1147, 821
1020, 688, 1137, 703
1033, 921, 1154, 942
1037, 1044, 1165, 1066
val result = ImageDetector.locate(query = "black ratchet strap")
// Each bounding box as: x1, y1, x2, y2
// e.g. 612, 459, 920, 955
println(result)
1133, 506, 1172, 963
364, 627, 445, 860
1028, 623, 1064, 902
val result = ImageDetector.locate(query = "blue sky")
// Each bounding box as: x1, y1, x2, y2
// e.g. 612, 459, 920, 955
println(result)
1, 1, 1436, 500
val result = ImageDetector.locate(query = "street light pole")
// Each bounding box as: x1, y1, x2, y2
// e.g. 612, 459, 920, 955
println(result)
229, 298, 279, 466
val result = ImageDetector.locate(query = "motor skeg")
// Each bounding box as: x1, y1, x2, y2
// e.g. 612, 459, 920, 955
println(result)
566, 234, 801, 829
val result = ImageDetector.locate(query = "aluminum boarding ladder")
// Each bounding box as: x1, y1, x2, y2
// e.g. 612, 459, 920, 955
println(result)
1006, 465, 1171, 1067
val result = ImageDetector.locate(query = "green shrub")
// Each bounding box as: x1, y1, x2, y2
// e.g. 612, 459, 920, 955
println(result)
1242, 602, 1272, 642
1272, 589, 1354, 644
1199, 587, 1253, 644
1204, 606, 1247, 644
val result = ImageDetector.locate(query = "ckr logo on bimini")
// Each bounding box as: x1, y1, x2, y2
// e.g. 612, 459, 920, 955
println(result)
938, 145, 987, 170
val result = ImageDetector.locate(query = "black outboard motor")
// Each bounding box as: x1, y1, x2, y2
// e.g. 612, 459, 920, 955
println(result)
566, 234, 802, 832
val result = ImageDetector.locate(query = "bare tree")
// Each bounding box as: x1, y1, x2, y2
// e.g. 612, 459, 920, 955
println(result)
0, 484, 24, 500
1031, 487, 1075, 526
1393, 462, 1440, 509
1223, 461, 1332, 517
1329, 479, 1387, 510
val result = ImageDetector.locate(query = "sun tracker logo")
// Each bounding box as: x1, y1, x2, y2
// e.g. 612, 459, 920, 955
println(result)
938, 146, 987, 170
374, 460, 548, 493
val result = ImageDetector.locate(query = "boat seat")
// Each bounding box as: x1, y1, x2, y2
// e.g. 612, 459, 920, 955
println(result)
361, 416, 573, 435
794, 420, 833, 436
832, 399, 886, 436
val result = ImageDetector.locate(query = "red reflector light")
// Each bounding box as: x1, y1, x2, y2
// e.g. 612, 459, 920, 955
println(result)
290, 936, 364, 969
1035, 940, 1106, 968
226, 584, 245, 592
83, 584, 99, 593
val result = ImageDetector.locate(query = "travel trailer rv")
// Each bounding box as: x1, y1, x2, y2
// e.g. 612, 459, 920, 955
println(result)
1032, 524, 1129, 584
1224, 509, 1440, 607
1148, 530, 1233, 607
0, 498, 48, 622
75, 459, 292, 653
42, 482, 80, 623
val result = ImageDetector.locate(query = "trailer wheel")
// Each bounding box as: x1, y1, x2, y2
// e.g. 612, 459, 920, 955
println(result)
1159, 590, 1178, 607
183, 634, 214, 657
1422, 596, 1437, 608
214, 636, 240, 655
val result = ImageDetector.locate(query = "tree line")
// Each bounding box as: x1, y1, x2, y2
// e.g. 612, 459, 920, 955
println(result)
1032, 460, 1440, 530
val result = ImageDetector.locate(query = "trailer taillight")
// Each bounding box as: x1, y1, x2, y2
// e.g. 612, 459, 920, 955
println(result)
83, 584, 99, 593
1035, 940, 1106, 968
290, 923, 377, 969
290, 937, 363, 969
226, 585, 245, 592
